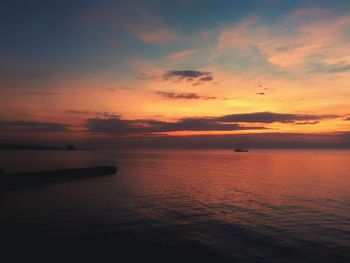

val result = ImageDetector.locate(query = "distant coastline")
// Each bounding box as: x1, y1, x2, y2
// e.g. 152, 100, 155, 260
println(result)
0, 144, 94, 151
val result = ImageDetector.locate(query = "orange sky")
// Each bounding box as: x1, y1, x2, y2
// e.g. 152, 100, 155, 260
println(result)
0, 1, 349, 147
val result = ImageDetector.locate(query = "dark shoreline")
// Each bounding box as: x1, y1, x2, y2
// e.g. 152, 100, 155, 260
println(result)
0, 166, 117, 191
0, 144, 94, 151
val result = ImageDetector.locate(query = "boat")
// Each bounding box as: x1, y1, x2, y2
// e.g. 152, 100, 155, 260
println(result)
234, 148, 249, 152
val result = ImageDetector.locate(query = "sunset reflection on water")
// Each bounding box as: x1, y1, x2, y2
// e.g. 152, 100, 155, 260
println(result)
1, 149, 350, 262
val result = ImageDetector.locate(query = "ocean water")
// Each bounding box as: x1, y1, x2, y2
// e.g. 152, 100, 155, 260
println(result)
1, 149, 350, 262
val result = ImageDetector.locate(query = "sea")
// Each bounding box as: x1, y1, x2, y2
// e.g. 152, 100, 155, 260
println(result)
1, 149, 349, 262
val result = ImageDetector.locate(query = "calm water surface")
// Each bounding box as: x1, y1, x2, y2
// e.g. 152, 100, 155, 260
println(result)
1, 149, 350, 262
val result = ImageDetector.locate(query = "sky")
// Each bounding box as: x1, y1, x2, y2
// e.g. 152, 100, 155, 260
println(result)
1, 0, 350, 148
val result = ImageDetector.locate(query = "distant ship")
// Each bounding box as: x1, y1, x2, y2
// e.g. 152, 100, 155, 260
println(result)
234, 148, 249, 152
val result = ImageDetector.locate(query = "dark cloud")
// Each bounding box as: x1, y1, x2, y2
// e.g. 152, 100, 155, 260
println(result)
156, 92, 200, 99
0, 121, 70, 132
164, 70, 210, 79
85, 116, 265, 134
84, 111, 340, 134
140, 70, 214, 86
168, 118, 262, 132
65, 110, 119, 118
22, 91, 61, 95
163, 70, 213, 85
345, 116, 350, 121
294, 121, 320, 125
199, 76, 213, 82
156, 91, 216, 100
138, 73, 158, 81
218, 112, 338, 123
65, 110, 92, 115
256, 92, 265, 95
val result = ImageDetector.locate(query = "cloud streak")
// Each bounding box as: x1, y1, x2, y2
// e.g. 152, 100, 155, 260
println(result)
163, 70, 213, 85
82, 2, 182, 45
218, 9, 350, 72
156, 91, 216, 100
218, 112, 338, 123
65, 110, 119, 118
85, 111, 339, 135
168, 49, 197, 60
85, 116, 265, 134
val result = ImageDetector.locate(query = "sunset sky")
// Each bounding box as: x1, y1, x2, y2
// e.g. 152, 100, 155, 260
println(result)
1, 0, 350, 148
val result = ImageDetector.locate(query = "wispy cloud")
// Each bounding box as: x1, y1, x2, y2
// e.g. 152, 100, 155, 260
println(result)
85, 116, 265, 134
218, 112, 338, 123
294, 121, 320, 125
218, 8, 350, 72
156, 91, 216, 100
308, 61, 350, 74
84, 111, 340, 135
163, 70, 213, 85
82, 2, 182, 44
168, 49, 197, 60
65, 110, 119, 118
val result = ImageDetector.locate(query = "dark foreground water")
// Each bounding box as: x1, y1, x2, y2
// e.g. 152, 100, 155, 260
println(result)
1, 149, 350, 262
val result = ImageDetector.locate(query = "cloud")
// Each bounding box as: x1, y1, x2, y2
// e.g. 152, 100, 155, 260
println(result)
85, 116, 265, 134
218, 9, 350, 72
168, 49, 197, 60
138, 73, 158, 81
218, 16, 260, 50
294, 121, 320, 125
0, 121, 70, 132
156, 91, 216, 100
65, 110, 119, 118
164, 70, 211, 79
65, 110, 92, 115
199, 76, 213, 82
163, 70, 213, 85
218, 112, 338, 123
156, 92, 200, 100
85, 111, 340, 135
308, 61, 350, 74
82, 2, 182, 45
